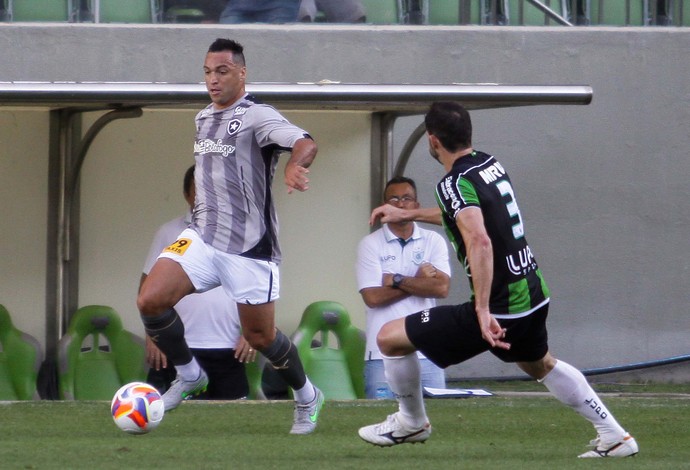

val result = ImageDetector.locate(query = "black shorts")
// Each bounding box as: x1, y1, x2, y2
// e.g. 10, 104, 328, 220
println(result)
405, 302, 549, 369
147, 348, 248, 399
192, 348, 248, 399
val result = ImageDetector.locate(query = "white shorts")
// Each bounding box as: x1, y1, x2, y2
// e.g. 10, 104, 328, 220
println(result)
158, 228, 280, 305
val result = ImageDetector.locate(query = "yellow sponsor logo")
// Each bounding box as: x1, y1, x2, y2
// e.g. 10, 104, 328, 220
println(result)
163, 238, 192, 256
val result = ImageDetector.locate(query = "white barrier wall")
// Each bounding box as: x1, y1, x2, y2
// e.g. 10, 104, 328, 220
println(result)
0, 111, 49, 343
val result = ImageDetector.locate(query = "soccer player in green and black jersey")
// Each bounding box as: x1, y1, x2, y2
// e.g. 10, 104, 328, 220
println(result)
436, 148, 549, 317
358, 102, 638, 459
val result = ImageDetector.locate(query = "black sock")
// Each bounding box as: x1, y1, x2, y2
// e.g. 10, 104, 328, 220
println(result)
259, 329, 307, 390
141, 308, 193, 366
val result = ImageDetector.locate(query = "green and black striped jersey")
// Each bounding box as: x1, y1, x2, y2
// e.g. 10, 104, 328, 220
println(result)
435, 150, 550, 317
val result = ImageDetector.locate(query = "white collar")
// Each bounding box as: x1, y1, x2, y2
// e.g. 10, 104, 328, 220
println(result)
383, 222, 419, 244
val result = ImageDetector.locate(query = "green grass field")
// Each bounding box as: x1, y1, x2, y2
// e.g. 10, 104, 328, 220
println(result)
1, 391, 689, 469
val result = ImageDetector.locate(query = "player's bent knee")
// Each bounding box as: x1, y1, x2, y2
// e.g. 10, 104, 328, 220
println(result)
377, 319, 416, 357
136, 294, 152, 315
376, 324, 398, 356
137, 292, 169, 317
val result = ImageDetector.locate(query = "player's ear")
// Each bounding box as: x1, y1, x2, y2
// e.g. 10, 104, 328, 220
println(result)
428, 133, 441, 150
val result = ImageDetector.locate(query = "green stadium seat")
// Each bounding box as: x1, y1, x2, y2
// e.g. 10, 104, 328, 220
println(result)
98, 0, 158, 23
10, 0, 73, 22
590, 0, 646, 26
244, 356, 266, 400
428, 0, 460, 24
431, 0, 510, 25
361, 0, 401, 24
292, 301, 365, 400
0, 305, 42, 400
57, 305, 147, 400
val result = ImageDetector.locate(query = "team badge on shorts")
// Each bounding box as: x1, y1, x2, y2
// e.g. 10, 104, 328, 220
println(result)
163, 238, 192, 256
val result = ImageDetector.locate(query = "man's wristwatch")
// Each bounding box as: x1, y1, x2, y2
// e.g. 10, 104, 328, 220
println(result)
392, 273, 404, 289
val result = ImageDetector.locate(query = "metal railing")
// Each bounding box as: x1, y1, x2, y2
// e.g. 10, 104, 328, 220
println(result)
403, 0, 686, 26
489, 0, 571, 26
0, 0, 685, 25
473, 0, 685, 26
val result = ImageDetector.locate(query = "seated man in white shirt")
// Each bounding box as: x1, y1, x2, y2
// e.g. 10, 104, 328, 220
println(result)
356, 176, 451, 399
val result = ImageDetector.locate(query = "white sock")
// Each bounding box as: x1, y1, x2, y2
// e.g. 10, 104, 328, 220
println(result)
293, 378, 316, 404
383, 353, 428, 429
175, 357, 201, 382
540, 360, 626, 444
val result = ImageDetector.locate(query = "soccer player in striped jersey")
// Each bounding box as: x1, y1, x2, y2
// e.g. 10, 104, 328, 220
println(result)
358, 102, 638, 458
138, 38, 323, 434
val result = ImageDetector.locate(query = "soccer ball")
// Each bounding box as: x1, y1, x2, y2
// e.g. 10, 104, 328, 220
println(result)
111, 382, 165, 434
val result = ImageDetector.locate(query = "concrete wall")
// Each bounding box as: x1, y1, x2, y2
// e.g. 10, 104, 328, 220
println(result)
1, 24, 689, 380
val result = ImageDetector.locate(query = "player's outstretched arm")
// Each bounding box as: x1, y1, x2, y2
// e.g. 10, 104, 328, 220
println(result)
369, 205, 442, 226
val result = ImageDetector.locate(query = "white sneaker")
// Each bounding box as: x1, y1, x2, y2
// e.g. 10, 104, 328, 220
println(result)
290, 386, 325, 435
162, 371, 208, 411
358, 412, 431, 447
578, 433, 639, 458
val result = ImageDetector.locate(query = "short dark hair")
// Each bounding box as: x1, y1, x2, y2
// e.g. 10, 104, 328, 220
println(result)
183, 165, 195, 197
424, 102, 472, 153
207, 38, 245, 66
384, 176, 417, 197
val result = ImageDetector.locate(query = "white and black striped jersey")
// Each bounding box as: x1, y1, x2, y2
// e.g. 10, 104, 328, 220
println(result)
192, 94, 310, 262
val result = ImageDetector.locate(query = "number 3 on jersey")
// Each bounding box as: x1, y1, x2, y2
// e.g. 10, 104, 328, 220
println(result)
495, 180, 524, 240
